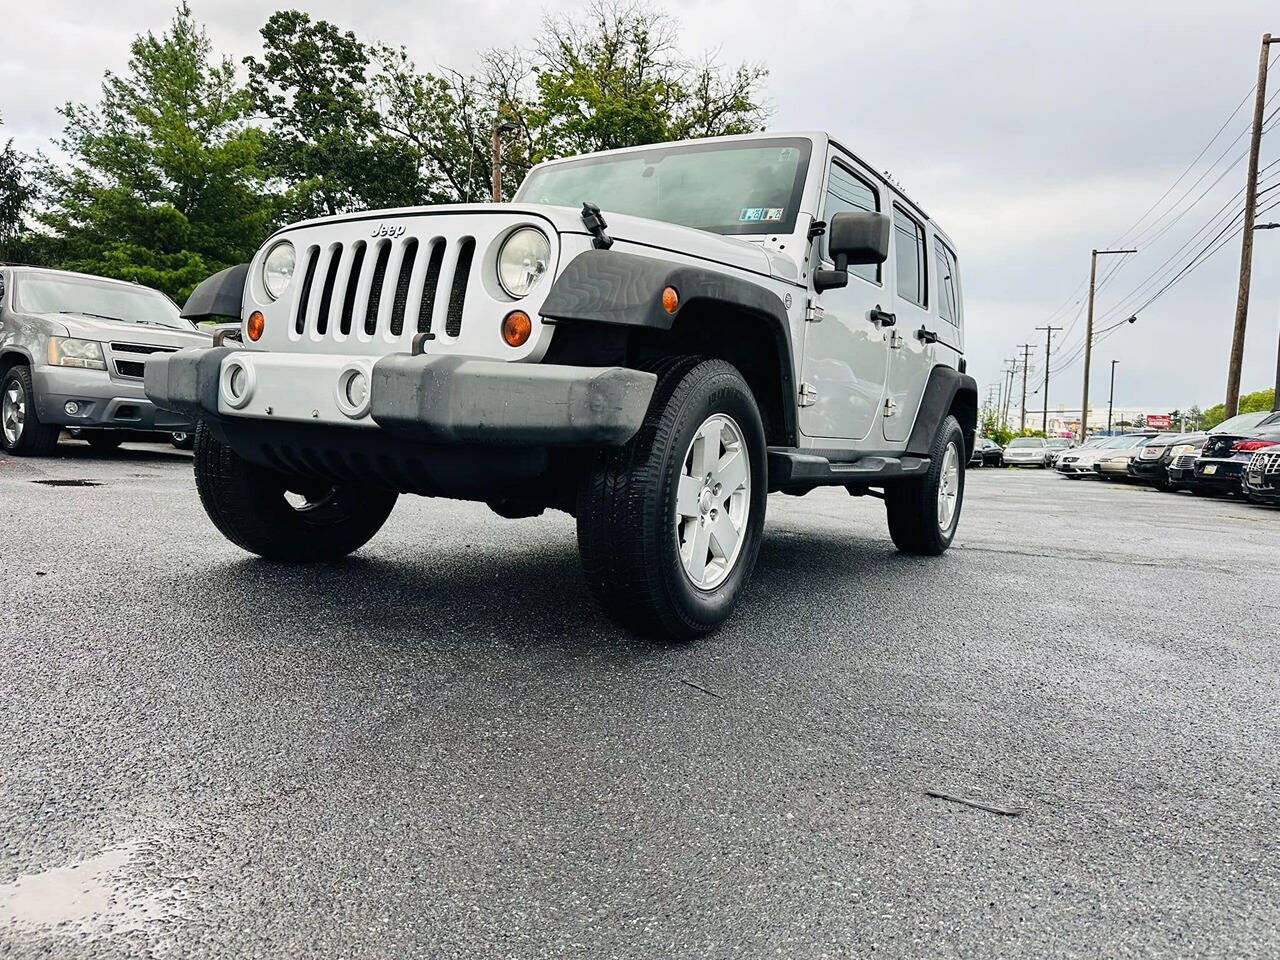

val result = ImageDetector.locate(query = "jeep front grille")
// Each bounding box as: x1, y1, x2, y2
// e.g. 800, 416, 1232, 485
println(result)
291, 235, 475, 343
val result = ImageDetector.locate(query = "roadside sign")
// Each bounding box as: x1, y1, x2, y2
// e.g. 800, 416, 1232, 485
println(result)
1146, 414, 1172, 429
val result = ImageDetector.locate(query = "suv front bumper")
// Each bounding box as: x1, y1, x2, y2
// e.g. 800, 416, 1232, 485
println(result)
144, 347, 657, 447
34, 365, 195, 433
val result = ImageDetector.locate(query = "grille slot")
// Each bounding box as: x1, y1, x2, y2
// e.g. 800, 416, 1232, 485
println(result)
389, 238, 418, 337
316, 244, 342, 336
114, 360, 146, 379
340, 241, 367, 336
294, 246, 320, 335
111, 343, 176, 355
445, 237, 474, 338
364, 240, 392, 336
418, 240, 445, 333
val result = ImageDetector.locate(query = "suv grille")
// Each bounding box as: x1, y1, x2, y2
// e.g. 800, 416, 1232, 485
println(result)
1172, 454, 1197, 469
110, 342, 178, 380
292, 236, 474, 342
1250, 450, 1280, 475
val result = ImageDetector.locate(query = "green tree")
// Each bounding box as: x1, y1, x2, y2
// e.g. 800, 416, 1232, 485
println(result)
40, 3, 271, 301
1200, 387, 1276, 429
246, 11, 420, 218
0, 113, 36, 261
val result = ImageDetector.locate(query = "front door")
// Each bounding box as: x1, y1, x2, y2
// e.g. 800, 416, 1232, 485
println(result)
799, 157, 890, 443
883, 202, 935, 443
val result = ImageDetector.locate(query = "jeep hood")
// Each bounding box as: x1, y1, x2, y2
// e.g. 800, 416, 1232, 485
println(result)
273, 202, 798, 284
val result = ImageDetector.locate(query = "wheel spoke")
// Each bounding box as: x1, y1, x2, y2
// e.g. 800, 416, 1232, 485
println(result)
684, 519, 710, 582
708, 510, 739, 561
716, 449, 748, 495
694, 421, 720, 478
676, 473, 702, 517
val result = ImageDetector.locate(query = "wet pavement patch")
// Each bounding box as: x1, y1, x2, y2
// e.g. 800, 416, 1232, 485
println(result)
31, 479, 102, 487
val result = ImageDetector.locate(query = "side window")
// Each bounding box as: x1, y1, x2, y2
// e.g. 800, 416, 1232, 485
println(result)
934, 240, 961, 326
893, 205, 927, 307
823, 161, 879, 284
0, 272, 5, 302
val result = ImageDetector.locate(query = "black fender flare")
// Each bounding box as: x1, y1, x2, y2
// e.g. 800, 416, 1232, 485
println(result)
906, 365, 979, 458
540, 249, 798, 446
181, 263, 248, 323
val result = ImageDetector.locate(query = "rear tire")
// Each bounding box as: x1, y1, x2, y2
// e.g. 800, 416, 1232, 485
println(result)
85, 431, 124, 452
576, 357, 768, 639
192, 422, 398, 561
885, 414, 965, 556
1, 364, 61, 456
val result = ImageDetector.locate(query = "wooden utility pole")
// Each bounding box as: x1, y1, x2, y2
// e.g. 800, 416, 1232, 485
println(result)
1080, 248, 1136, 439
1107, 360, 1119, 434
491, 119, 518, 203
1225, 33, 1276, 418
1002, 359, 1017, 430
1018, 343, 1035, 432
1035, 324, 1063, 434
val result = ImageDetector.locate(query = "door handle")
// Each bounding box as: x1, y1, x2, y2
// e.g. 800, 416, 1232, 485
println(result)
916, 326, 938, 344
869, 308, 896, 327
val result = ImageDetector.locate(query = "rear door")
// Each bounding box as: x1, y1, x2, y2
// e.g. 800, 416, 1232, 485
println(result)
882, 203, 933, 442
798, 154, 891, 442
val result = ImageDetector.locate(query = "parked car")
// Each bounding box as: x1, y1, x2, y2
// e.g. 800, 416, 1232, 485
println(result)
1126, 432, 1188, 488
1158, 433, 1209, 492
970, 436, 1003, 467
1095, 432, 1160, 479
1192, 411, 1280, 496
0, 266, 210, 455
143, 131, 979, 639
1044, 436, 1075, 467
1002, 436, 1049, 467
1242, 427, 1280, 505
1055, 436, 1110, 476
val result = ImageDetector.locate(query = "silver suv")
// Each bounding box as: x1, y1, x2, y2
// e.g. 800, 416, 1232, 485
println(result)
147, 132, 978, 637
0, 267, 210, 454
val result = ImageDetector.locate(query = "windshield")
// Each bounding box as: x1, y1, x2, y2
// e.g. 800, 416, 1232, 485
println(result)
1101, 435, 1142, 448
1045, 438, 1071, 448
1213, 411, 1269, 434
515, 137, 813, 236
1008, 438, 1044, 448
16, 273, 187, 329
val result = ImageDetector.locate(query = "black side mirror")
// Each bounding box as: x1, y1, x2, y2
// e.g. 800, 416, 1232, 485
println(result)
814, 210, 891, 293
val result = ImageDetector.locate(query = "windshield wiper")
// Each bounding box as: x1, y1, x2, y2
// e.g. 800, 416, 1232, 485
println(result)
59, 310, 128, 323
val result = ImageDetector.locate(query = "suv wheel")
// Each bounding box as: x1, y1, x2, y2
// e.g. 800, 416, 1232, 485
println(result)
193, 422, 398, 561
576, 357, 768, 639
1, 364, 61, 456
885, 414, 966, 556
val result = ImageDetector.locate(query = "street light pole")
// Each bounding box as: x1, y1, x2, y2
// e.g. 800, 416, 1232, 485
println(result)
1080, 247, 1137, 440
1107, 360, 1118, 434
1035, 324, 1063, 435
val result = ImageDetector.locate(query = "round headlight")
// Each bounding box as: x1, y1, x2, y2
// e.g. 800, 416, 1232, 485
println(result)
262, 241, 295, 301
497, 228, 550, 298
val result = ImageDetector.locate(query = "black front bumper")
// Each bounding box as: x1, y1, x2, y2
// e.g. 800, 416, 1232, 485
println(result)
1127, 458, 1168, 482
1243, 466, 1280, 502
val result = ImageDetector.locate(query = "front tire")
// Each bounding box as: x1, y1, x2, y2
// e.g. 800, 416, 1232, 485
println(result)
576, 357, 768, 639
1, 364, 61, 456
193, 422, 398, 561
885, 414, 966, 556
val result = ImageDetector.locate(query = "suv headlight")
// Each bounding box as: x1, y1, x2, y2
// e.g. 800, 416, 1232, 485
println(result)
497, 227, 550, 298
262, 240, 296, 300
48, 337, 106, 370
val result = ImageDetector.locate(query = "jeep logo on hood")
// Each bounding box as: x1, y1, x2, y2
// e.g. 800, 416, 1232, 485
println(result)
370, 223, 406, 238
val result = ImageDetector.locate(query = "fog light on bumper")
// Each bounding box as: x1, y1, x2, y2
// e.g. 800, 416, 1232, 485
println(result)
64, 401, 81, 416
335, 363, 373, 419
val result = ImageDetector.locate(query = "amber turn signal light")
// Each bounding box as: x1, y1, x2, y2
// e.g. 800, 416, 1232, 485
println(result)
246, 311, 265, 342
661, 286, 679, 314
501, 310, 532, 348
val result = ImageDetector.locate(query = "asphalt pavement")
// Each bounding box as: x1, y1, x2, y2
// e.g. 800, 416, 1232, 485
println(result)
1, 443, 1277, 958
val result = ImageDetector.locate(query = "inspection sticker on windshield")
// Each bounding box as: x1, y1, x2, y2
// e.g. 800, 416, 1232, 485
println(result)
763, 207, 784, 221
739, 207, 764, 222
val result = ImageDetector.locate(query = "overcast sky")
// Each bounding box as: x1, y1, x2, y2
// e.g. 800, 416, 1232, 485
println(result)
3, 0, 1278, 414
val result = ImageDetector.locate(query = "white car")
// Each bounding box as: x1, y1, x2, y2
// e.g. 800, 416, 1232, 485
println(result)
145, 132, 978, 639
1055, 436, 1111, 476
1002, 436, 1049, 467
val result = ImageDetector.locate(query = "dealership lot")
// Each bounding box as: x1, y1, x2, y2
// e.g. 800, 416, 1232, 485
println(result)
2, 448, 1278, 958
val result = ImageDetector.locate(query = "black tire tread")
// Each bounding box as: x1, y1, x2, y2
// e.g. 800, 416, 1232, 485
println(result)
1, 365, 61, 456
885, 414, 965, 556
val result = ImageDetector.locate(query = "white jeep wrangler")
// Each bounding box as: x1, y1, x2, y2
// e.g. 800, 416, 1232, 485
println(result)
147, 132, 976, 638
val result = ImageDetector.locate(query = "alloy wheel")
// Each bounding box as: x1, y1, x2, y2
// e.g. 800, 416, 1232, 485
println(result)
2, 380, 25, 446
675, 413, 752, 590
937, 441, 960, 532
